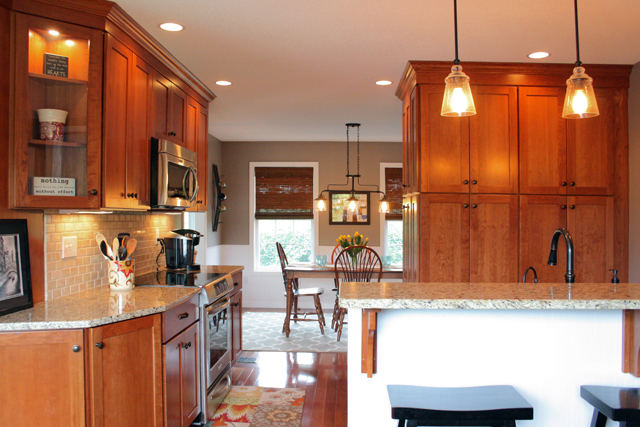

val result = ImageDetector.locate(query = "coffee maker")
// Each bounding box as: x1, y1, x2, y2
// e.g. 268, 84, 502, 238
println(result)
160, 229, 202, 272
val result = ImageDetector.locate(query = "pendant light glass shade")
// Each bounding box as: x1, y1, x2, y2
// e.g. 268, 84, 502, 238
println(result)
562, 66, 599, 119
347, 195, 358, 212
441, 65, 476, 117
379, 196, 390, 214
314, 194, 327, 211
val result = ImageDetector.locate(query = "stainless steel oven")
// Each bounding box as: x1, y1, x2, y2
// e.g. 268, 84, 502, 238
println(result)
150, 138, 199, 210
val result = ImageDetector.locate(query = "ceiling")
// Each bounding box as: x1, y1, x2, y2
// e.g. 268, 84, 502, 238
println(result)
114, 0, 640, 143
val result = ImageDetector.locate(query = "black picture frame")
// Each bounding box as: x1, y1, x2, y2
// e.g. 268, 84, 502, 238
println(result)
329, 191, 371, 225
0, 219, 33, 316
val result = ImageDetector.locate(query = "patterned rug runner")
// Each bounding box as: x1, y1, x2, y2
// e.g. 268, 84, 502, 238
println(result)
243, 311, 347, 353
210, 386, 305, 427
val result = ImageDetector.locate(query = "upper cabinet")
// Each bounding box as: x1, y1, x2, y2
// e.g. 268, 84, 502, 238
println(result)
7, 0, 216, 211
11, 13, 103, 209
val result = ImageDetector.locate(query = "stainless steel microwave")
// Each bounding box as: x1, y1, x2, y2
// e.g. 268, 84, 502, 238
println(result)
150, 138, 199, 210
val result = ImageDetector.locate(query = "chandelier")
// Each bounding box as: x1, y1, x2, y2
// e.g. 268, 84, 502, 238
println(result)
314, 123, 390, 213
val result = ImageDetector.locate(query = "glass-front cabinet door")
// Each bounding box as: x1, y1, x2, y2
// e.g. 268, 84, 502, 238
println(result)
11, 13, 102, 209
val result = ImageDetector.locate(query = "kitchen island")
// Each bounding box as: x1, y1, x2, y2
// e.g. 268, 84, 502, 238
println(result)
339, 282, 640, 427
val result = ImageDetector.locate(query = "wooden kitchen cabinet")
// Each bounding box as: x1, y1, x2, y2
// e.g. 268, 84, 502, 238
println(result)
164, 322, 200, 427
520, 195, 614, 283
102, 35, 151, 210
186, 98, 209, 211
152, 72, 189, 148
402, 87, 419, 195
10, 13, 103, 209
230, 271, 243, 362
0, 329, 85, 427
88, 314, 163, 427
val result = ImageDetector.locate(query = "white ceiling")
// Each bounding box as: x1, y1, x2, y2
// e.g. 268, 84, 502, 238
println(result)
114, 0, 640, 143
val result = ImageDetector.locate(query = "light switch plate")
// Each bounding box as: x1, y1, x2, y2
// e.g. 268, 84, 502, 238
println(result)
62, 236, 78, 258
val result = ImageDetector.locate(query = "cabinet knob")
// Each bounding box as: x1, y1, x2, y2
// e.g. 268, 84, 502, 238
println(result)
72, 345, 81, 353
95, 342, 104, 349
178, 312, 189, 320
134, 193, 138, 199
570, 182, 576, 186
91, 189, 98, 195
233, 302, 240, 307
561, 182, 567, 186
472, 204, 478, 208
182, 342, 192, 349
561, 205, 567, 210
472, 180, 477, 185
463, 180, 469, 185
463, 204, 469, 208
570, 205, 576, 209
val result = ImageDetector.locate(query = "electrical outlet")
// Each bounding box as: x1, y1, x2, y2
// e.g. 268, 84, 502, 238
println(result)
62, 236, 78, 258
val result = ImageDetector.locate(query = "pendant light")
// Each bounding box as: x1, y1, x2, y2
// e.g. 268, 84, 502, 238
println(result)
441, 0, 476, 117
314, 124, 390, 214
562, 0, 598, 119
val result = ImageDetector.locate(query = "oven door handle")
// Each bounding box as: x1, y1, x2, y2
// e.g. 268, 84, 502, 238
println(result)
208, 373, 232, 401
206, 297, 230, 315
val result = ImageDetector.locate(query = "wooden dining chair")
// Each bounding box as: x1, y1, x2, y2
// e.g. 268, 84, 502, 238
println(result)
330, 243, 342, 329
334, 245, 382, 341
276, 242, 326, 334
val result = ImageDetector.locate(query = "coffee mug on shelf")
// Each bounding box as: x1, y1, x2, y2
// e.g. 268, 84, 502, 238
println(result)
37, 108, 68, 142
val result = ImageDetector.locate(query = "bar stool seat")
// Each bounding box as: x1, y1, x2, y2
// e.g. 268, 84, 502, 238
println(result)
387, 385, 534, 427
581, 385, 640, 427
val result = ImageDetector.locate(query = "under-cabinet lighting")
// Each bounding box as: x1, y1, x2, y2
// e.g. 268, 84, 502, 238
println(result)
65, 40, 75, 46
215, 81, 232, 86
376, 80, 393, 86
159, 22, 184, 32
528, 52, 550, 59
48, 30, 60, 36
59, 210, 113, 215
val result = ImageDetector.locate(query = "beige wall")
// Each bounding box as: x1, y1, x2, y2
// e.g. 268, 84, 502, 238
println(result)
219, 140, 402, 246
44, 212, 180, 300
629, 61, 640, 281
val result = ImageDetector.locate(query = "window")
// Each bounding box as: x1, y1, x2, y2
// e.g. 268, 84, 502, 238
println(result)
383, 165, 403, 264
252, 165, 317, 270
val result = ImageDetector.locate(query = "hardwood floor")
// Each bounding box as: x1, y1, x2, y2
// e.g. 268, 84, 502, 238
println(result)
231, 351, 347, 427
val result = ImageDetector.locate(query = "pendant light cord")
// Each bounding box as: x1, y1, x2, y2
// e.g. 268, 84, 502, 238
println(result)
453, 0, 460, 65
573, 0, 582, 67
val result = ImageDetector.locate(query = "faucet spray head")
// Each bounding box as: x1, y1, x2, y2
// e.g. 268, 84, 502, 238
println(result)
547, 249, 557, 266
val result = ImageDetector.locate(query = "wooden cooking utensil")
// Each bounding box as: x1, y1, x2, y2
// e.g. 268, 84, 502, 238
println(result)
125, 238, 137, 260
113, 238, 120, 261
95, 233, 113, 260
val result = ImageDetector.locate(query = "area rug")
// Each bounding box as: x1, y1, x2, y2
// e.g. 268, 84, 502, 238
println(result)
243, 311, 347, 353
209, 386, 305, 427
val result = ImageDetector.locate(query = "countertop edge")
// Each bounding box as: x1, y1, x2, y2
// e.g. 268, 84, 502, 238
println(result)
339, 298, 640, 310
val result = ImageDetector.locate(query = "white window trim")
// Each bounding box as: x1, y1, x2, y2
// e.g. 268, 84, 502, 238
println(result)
249, 162, 320, 273
380, 162, 402, 256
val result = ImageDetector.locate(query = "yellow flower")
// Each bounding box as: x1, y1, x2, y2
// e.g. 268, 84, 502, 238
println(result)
347, 235, 351, 239
355, 231, 359, 237
365, 237, 369, 242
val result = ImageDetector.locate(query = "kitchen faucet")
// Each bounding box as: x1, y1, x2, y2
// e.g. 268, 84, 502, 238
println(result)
547, 228, 575, 283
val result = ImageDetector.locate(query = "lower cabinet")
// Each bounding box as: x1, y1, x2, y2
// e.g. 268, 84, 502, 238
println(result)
230, 271, 243, 363
164, 322, 200, 427
87, 314, 164, 427
0, 329, 86, 427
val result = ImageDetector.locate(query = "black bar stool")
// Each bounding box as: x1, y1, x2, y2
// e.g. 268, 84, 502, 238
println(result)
387, 385, 534, 427
581, 385, 640, 427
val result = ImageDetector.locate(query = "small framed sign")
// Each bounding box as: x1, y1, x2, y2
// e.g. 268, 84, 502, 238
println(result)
329, 191, 370, 225
29, 177, 76, 196
44, 53, 69, 78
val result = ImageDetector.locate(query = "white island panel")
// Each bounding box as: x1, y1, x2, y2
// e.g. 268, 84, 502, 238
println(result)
348, 308, 640, 427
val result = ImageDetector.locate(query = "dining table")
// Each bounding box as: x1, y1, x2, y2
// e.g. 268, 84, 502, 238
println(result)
282, 263, 402, 337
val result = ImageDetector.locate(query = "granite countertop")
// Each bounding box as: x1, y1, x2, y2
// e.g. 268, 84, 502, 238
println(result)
0, 265, 245, 331
338, 281, 640, 309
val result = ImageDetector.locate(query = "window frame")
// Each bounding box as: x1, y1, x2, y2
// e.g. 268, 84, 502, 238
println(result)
379, 162, 403, 259
249, 162, 319, 273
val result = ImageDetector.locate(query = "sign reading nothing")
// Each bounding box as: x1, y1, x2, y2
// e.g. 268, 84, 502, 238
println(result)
30, 177, 76, 196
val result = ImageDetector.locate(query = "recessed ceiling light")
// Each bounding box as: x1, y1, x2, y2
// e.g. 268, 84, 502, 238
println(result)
216, 81, 232, 86
528, 52, 550, 59
159, 22, 184, 32
48, 30, 60, 36
376, 80, 393, 86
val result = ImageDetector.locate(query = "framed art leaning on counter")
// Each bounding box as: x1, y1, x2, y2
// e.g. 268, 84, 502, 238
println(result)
0, 219, 33, 316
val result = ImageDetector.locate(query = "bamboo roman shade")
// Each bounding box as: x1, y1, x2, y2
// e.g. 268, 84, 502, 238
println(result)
385, 167, 403, 220
255, 167, 314, 219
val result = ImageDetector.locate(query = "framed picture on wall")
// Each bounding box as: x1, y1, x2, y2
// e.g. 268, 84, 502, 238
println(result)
0, 219, 33, 316
329, 191, 371, 225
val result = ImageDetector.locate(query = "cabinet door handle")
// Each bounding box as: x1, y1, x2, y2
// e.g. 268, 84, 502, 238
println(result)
233, 302, 240, 307
72, 345, 81, 353
91, 189, 98, 195
182, 342, 192, 349
472, 180, 477, 185
463, 204, 469, 208
463, 180, 469, 185
561, 205, 567, 210
570, 205, 576, 209
561, 182, 567, 186
472, 204, 478, 208
178, 313, 189, 320
570, 182, 576, 186
95, 342, 104, 349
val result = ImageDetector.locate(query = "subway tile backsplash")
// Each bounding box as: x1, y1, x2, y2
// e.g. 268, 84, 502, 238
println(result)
44, 212, 181, 300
